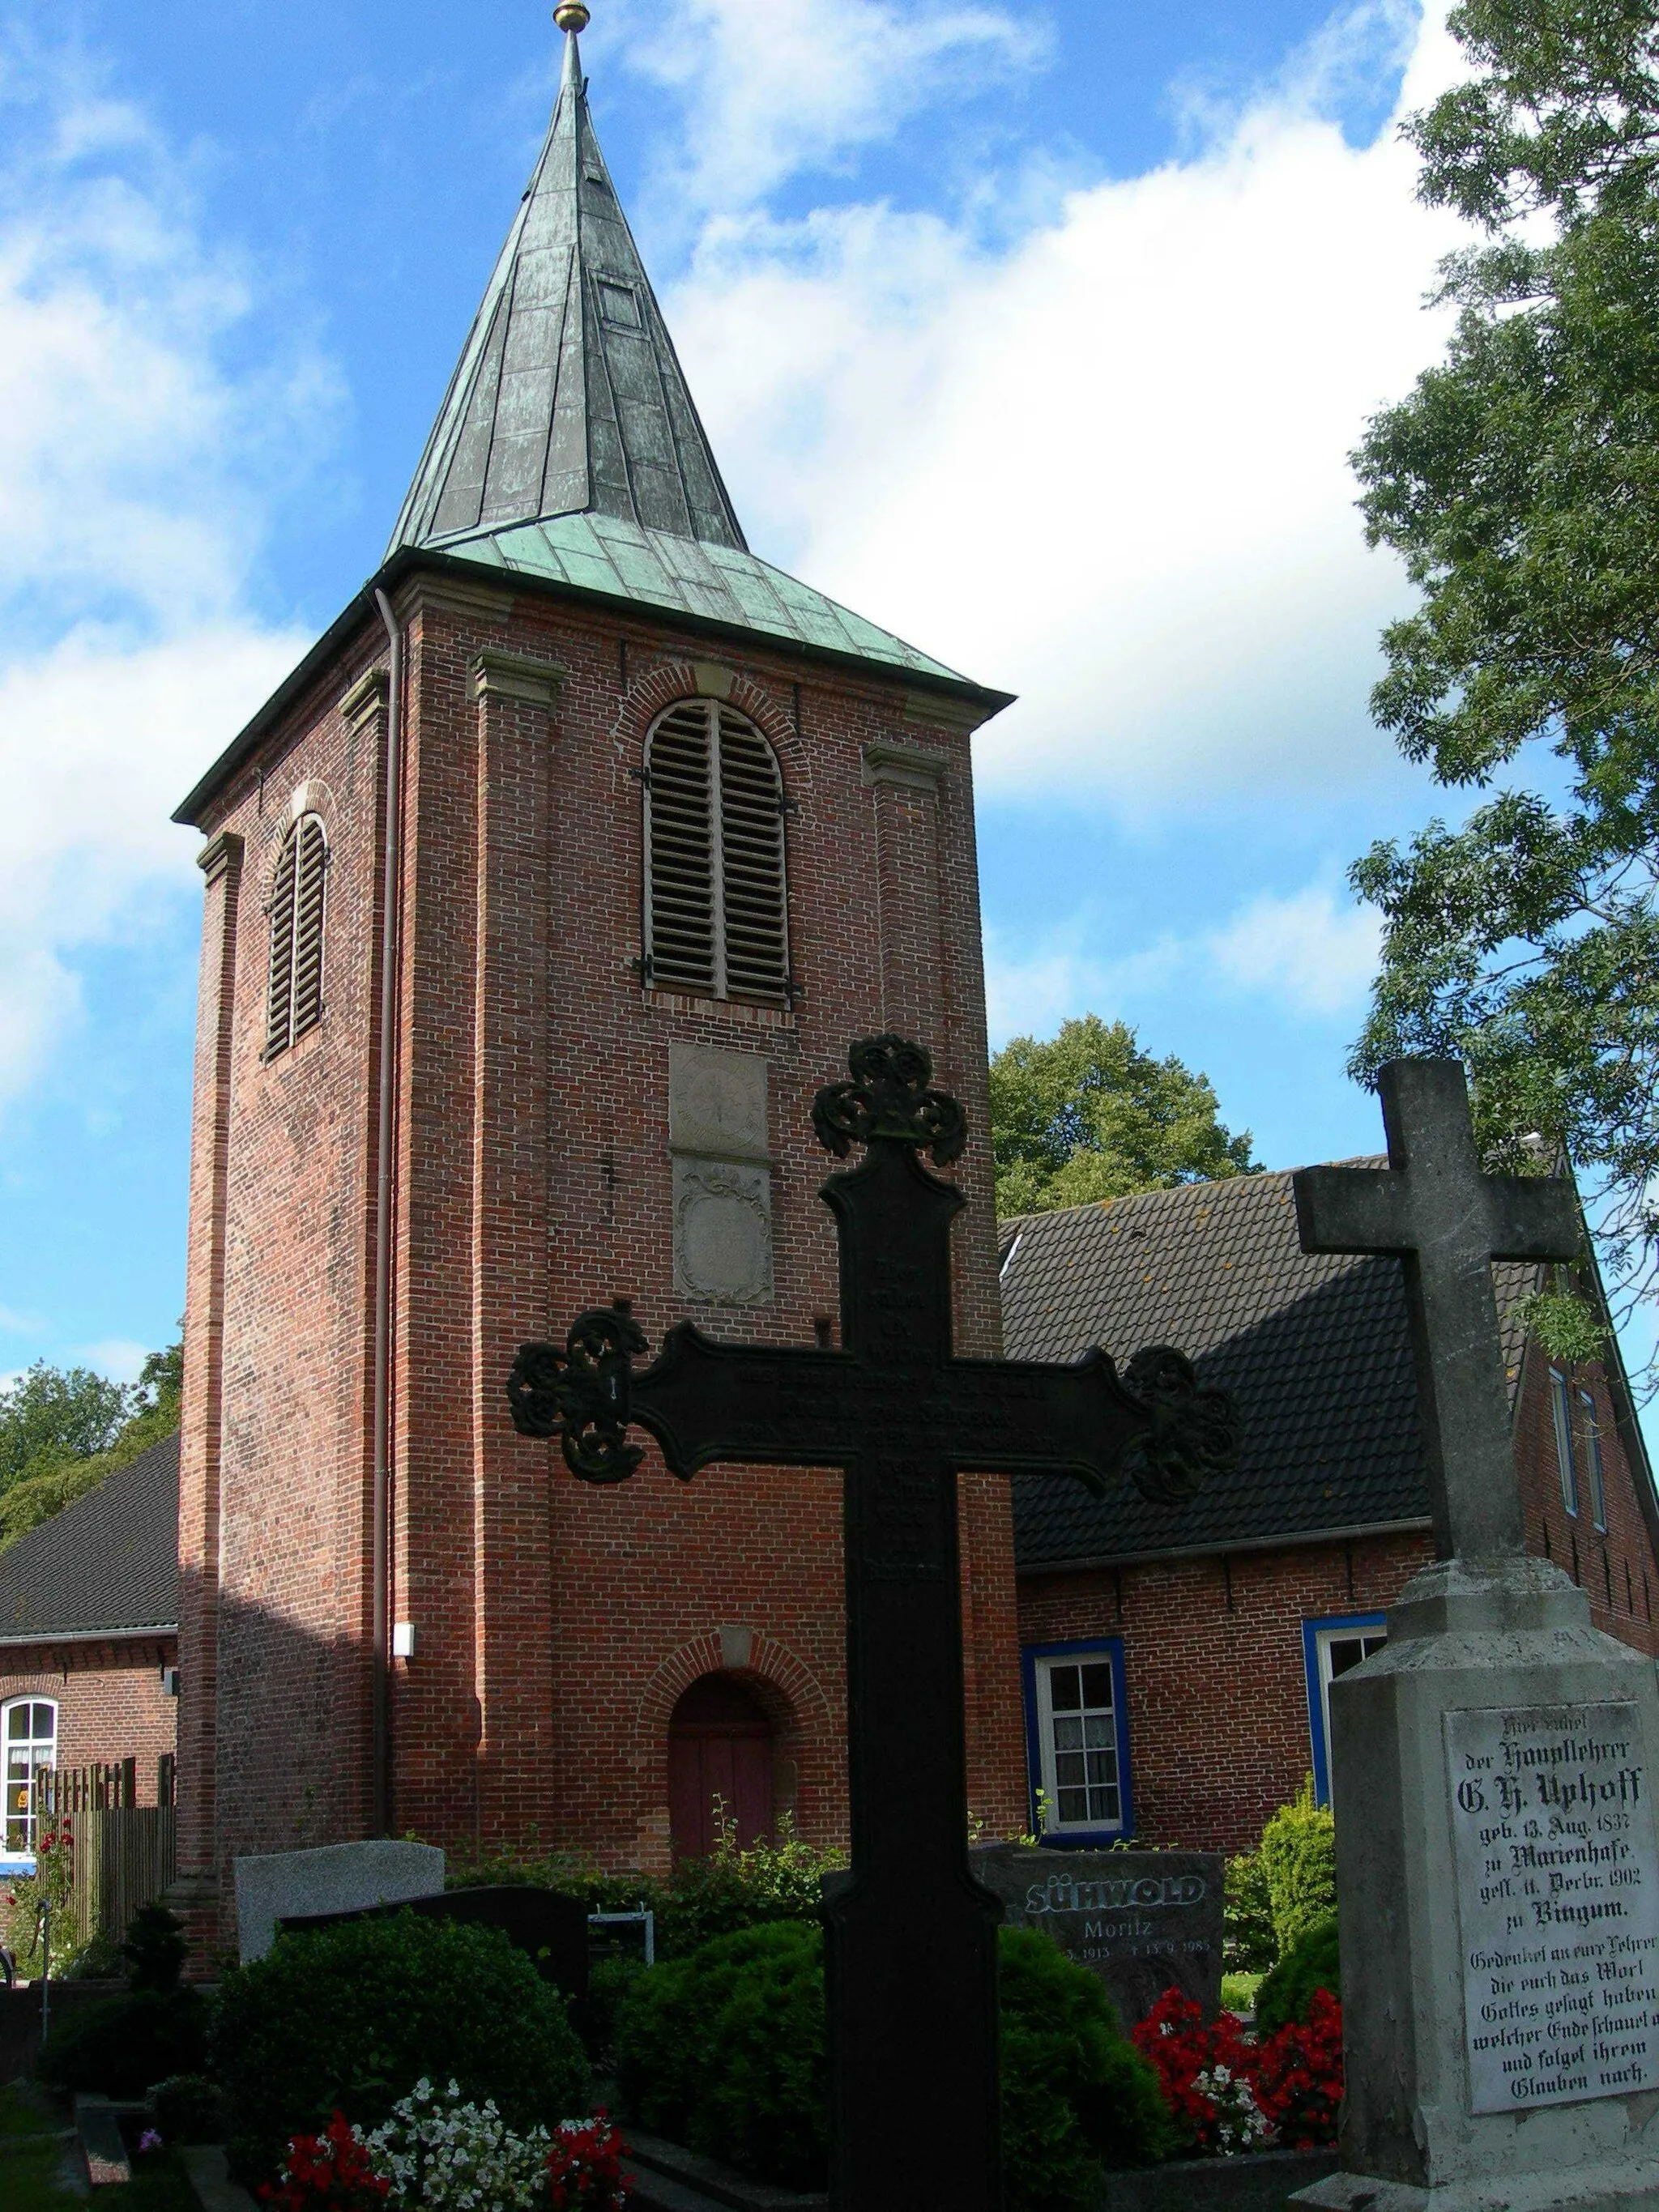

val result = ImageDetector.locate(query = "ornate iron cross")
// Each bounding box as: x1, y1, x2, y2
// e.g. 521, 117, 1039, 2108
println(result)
1294, 1058, 1580, 1562
509, 1036, 1233, 2212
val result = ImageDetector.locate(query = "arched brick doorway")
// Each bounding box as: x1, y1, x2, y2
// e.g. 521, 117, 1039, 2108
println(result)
667, 1672, 774, 1860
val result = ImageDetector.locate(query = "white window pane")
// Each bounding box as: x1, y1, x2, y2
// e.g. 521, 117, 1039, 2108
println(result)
1055, 1753, 1085, 1787
1058, 1786, 1089, 1822
1079, 1663, 1113, 1710
1049, 1666, 1083, 1711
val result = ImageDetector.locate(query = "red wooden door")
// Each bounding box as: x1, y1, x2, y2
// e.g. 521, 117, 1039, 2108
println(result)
667, 1673, 774, 1860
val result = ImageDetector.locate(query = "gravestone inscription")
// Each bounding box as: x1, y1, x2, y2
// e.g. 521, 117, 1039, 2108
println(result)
974, 1843, 1223, 2026
1446, 1702, 1659, 2114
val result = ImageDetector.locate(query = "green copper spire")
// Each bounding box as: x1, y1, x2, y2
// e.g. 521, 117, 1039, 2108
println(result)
388, 6, 746, 555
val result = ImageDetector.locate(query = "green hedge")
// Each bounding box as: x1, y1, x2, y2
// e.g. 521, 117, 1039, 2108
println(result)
212, 1912, 589, 2182
445, 1816, 842, 1961
616, 1921, 1171, 2211
1258, 1778, 1337, 1957
1255, 1913, 1340, 2035
38, 1988, 207, 2096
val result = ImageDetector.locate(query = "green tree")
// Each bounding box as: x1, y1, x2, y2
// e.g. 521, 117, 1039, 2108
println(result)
0, 1336, 183, 1552
1350, 0, 1659, 1375
989, 1016, 1258, 1217
0, 1363, 131, 1491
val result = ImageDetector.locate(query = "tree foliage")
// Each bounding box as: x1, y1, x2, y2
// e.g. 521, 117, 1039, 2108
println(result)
1351, 0, 1659, 1378
989, 1016, 1258, 1217
0, 1338, 183, 1551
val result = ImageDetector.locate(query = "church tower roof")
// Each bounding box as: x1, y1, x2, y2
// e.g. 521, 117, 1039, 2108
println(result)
384, 6, 978, 691
390, 5, 743, 556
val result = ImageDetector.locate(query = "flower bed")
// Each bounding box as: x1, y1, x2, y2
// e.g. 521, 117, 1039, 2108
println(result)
1131, 1988, 1343, 2158
259, 2082, 629, 2212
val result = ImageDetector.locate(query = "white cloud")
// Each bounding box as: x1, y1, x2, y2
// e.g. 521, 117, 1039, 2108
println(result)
74, 1337, 148, 1384
983, 869, 1381, 1046
616, 0, 1026, 211
0, 43, 324, 1107
1208, 880, 1383, 1015
659, 0, 1470, 808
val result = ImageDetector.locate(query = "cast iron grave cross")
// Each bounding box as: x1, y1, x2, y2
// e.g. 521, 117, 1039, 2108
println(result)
1294, 1059, 1580, 1560
508, 1037, 1233, 2212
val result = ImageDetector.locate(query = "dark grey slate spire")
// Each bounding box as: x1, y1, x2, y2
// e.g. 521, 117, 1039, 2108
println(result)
389, 9, 746, 556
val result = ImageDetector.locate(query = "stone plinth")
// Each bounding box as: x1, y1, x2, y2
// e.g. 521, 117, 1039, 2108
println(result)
1291, 1555, 1659, 2212
233, 1839, 444, 1962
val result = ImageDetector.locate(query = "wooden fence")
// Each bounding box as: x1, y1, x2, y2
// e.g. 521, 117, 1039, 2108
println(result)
28, 1764, 178, 1950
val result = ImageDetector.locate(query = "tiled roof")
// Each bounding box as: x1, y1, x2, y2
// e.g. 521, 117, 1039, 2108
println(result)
0, 1433, 178, 1639
1000, 1169, 1537, 1570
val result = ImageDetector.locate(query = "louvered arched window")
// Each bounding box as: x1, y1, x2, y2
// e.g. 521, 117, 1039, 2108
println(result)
644, 701, 791, 1005
265, 812, 329, 1059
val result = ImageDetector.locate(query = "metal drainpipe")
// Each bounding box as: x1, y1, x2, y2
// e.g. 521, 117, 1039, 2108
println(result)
371, 586, 404, 1836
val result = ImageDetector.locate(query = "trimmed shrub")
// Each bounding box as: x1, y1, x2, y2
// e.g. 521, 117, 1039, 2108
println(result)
38, 1987, 207, 2095
38, 1905, 205, 2095
213, 1912, 589, 2184
1259, 1778, 1337, 1956
615, 1920, 1171, 2206
998, 1929, 1174, 2212
1223, 1848, 1277, 1973
152, 2073, 228, 2145
617, 1922, 826, 2189
1255, 1913, 1340, 2036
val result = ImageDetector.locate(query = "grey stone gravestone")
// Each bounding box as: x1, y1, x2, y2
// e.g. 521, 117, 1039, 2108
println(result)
973, 1843, 1223, 2027
233, 1839, 444, 1963
1288, 1062, 1659, 2212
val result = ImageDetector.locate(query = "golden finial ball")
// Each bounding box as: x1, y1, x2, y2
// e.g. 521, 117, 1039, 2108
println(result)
554, 2, 591, 28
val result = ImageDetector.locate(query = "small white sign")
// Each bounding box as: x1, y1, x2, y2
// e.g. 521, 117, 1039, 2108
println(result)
1445, 1701, 1659, 2113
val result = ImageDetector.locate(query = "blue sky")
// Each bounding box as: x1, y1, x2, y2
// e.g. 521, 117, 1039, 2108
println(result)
0, 0, 1477, 1383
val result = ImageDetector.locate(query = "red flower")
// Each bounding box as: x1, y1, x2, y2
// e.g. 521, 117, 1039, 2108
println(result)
1130, 1987, 1344, 2156
258, 2113, 389, 2212
547, 2112, 629, 2211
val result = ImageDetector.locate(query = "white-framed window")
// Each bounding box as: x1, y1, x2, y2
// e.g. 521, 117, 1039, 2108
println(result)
1302, 1615, 1386, 1808
643, 700, 790, 1007
2, 1698, 57, 1854
265, 810, 329, 1060
1580, 1387, 1608, 1531
1551, 1369, 1579, 1517
1022, 1640, 1132, 1840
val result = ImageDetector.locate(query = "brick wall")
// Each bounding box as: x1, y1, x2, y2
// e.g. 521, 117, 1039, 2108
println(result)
1016, 1345, 1659, 1858
0, 1646, 177, 1805
177, 565, 1024, 1936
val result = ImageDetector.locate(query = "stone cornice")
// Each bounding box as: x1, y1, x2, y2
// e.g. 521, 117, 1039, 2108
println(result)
471, 647, 566, 706
862, 741, 949, 793
196, 830, 244, 885
340, 667, 390, 731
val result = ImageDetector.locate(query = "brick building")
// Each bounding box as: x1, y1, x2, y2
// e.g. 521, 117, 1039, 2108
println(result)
1000, 1169, 1659, 1857
0, 1434, 178, 1873
168, 11, 1024, 1950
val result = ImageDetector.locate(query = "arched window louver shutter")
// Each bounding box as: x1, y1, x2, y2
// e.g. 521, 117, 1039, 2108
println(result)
265, 812, 328, 1058
645, 702, 789, 1004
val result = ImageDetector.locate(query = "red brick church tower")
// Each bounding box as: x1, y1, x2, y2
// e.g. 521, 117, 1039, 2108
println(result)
170, 3, 1023, 1947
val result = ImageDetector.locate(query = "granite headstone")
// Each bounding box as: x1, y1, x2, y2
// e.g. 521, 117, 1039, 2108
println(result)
233, 1839, 444, 1963
973, 1843, 1224, 2027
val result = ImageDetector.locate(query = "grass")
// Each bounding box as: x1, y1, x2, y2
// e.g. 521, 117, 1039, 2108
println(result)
1221, 1970, 1264, 2014
0, 2079, 61, 2138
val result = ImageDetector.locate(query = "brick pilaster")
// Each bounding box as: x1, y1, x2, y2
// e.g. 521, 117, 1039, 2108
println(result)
169, 828, 242, 1967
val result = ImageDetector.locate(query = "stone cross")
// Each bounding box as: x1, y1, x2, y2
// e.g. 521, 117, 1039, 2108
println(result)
507, 1036, 1233, 2212
1294, 1059, 1580, 1560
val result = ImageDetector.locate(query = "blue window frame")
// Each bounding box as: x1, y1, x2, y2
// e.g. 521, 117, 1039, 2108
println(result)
1302, 1613, 1386, 1808
1021, 1637, 1132, 1844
